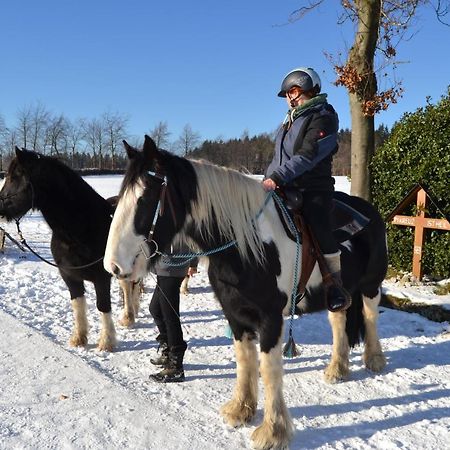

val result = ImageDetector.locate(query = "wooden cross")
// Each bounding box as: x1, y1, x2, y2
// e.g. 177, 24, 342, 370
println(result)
386, 185, 450, 280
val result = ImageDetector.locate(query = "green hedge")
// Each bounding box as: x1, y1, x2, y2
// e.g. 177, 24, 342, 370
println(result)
371, 88, 450, 278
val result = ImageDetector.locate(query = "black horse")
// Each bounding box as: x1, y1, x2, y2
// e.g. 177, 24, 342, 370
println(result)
0, 148, 141, 351
104, 136, 388, 449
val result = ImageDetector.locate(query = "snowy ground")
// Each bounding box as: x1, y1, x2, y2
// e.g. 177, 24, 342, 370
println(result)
1, 175, 449, 450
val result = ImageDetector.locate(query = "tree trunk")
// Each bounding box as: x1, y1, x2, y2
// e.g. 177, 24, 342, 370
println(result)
348, 0, 381, 201
350, 93, 375, 201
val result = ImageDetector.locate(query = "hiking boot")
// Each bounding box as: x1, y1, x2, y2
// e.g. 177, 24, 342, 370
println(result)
150, 338, 169, 366
150, 344, 186, 383
324, 252, 352, 312
150, 366, 185, 383
326, 281, 352, 312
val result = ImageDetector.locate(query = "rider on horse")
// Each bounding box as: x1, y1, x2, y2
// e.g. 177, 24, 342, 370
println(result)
262, 66, 352, 312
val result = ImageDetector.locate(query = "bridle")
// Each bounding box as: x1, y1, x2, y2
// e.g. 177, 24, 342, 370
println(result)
0, 177, 34, 214
138, 170, 178, 260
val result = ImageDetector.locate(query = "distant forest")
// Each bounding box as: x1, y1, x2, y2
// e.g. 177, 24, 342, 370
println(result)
189, 125, 390, 176
0, 103, 390, 176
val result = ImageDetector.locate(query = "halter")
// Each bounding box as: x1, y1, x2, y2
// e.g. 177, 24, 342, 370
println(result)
140, 170, 168, 260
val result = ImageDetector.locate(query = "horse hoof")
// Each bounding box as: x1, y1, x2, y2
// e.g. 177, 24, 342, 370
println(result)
96, 341, 115, 352
364, 352, 386, 373
69, 335, 88, 347
119, 316, 135, 328
324, 362, 349, 384
251, 419, 293, 450
220, 399, 256, 427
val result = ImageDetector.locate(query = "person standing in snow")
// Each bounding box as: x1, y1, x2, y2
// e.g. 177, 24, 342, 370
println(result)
149, 242, 198, 383
263, 66, 351, 313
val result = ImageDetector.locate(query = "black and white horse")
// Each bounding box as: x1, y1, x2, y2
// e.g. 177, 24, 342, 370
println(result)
0, 148, 141, 351
104, 135, 387, 449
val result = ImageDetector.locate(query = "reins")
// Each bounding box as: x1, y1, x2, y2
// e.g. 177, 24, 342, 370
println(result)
14, 219, 104, 270
139, 170, 303, 355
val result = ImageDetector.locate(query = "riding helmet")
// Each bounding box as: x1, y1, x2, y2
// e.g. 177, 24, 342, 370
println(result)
277, 67, 322, 97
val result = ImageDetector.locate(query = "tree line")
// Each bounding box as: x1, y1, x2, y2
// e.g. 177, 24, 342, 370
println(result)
0, 101, 390, 175
0, 103, 202, 172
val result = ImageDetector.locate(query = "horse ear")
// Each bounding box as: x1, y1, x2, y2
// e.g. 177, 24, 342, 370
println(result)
143, 135, 159, 161
122, 140, 138, 159
15, 146, 22, 156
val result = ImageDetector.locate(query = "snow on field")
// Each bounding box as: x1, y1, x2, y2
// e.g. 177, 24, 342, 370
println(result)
0, 175, 449, 450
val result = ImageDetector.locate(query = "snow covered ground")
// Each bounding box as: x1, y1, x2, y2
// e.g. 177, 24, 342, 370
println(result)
1, 175, 449, 450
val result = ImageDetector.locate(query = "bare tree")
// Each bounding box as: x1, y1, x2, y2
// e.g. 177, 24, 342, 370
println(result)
149, 121, 171, 149
66, 118, 85, 168
174, 124, 201, 156
291, 0, 449, 200
0, 114, 8, 171
16, 105, 33, 149
45, 114, 69, 156
103, 111, 129, 169
83, 118, 105, 168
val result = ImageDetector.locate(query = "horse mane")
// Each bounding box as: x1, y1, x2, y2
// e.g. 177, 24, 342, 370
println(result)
188, 159, 267, 265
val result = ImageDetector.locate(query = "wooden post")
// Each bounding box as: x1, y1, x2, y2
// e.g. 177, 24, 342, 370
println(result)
390, 188, 450, 280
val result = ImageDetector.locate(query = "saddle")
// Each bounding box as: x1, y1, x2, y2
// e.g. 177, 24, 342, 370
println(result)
276, 188, 370, 298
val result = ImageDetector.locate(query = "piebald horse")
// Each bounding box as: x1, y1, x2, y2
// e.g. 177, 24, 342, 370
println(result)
104, 136, 387, 449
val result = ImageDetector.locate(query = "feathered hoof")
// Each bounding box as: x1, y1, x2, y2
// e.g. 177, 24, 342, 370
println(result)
364, 352, 386, 373
69, 334, 88, 347
324, 361, 349, 384
251, 418, 294, 450
96, 335, 117, 352
119, 314, 135, 328
220, 399, 256, 427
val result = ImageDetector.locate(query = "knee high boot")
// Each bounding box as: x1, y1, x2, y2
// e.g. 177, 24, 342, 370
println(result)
150, 343, 187, 383
323, 251, 352, 312
150, 334, 170, 366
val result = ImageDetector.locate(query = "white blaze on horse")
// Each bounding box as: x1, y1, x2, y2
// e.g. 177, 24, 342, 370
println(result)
104, 135, 387, 449
0, 148, 142, 351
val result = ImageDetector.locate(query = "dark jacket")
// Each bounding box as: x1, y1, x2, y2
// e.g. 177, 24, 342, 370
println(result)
266, 96, 339, 192
153, 242, 198, 278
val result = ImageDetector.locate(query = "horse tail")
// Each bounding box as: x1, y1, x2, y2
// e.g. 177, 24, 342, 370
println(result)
345, 289, 365, 348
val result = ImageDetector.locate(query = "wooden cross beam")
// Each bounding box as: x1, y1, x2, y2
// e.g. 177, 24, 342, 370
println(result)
389, 187, 450, 280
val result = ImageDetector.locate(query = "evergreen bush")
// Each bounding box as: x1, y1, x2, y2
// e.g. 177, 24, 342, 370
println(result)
371, 88, 450, 278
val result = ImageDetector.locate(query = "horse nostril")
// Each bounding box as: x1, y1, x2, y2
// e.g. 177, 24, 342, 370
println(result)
112, 263, 121, 276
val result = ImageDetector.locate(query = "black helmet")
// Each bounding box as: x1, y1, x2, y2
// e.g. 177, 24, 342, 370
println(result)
277, 67, 322, 97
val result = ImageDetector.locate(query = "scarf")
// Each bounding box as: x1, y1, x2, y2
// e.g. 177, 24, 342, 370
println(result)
283, 93, 328, 128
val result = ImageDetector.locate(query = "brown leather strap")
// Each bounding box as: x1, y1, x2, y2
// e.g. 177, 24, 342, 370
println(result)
294, 213, 316, 295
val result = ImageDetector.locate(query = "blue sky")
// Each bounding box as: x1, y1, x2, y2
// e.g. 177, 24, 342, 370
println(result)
1, 1, 449, 143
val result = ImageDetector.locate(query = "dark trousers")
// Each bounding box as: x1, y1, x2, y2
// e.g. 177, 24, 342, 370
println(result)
149, 276, 186, 349
301, 191, 339, 254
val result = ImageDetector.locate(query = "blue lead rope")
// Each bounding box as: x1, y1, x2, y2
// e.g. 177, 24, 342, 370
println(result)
271, 192, 302, 358
159, 191, 302, 356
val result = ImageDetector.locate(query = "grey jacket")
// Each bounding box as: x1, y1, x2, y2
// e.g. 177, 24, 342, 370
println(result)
153, 242, 198, 278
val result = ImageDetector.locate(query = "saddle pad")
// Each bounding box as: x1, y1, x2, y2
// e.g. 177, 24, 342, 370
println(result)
331, 193, 370, 242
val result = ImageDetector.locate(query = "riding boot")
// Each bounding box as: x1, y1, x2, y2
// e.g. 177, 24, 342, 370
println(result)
323, 252, 352, 313
150, 334, 170, 366
150, 344, 186, 383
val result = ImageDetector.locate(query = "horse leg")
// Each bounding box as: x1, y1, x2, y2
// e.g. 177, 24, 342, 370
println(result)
251, 322, 294, 450
220, 331, 259, 426
180, 275, 189, 294
324, 309, 350, 383
94, 277, 117, 352
118, 279, 135, 328
62, 276, 89, 347
69, 296, 89, 347
362, 290, 386, 372
132, 280, 142, 315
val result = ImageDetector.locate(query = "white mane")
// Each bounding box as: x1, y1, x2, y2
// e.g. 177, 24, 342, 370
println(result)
186, 160, 267, 265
